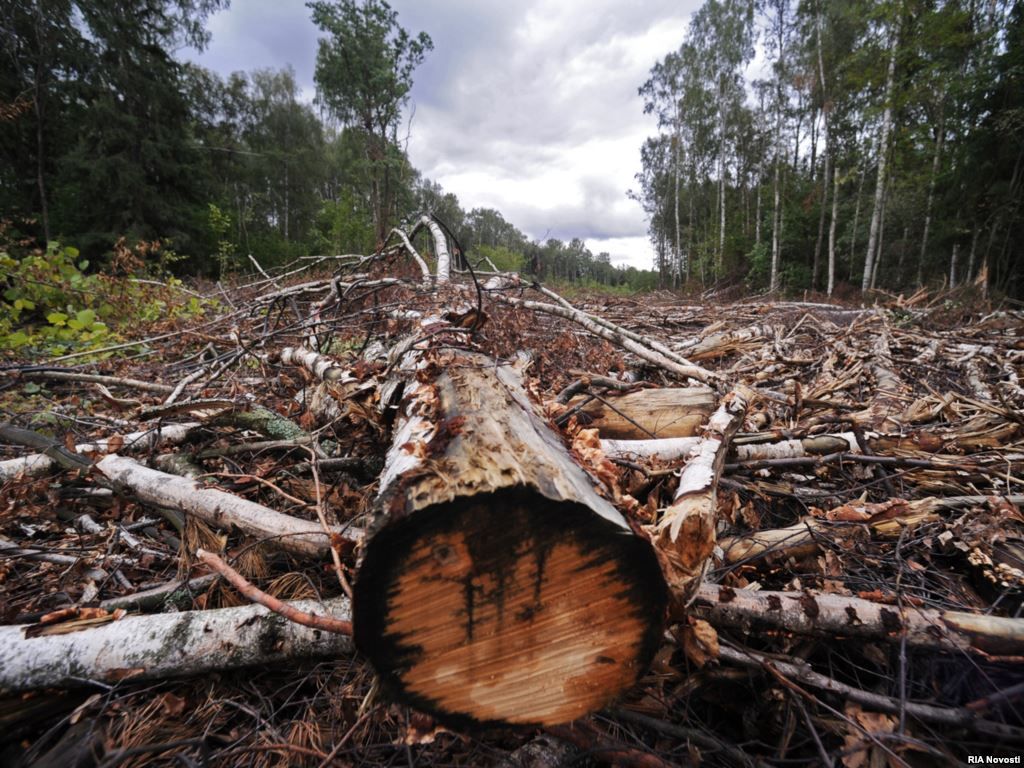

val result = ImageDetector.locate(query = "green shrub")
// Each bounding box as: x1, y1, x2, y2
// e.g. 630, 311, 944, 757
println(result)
0, 241, 212, 358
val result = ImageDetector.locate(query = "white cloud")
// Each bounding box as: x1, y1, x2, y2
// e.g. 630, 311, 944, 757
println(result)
587, 236, 657, 269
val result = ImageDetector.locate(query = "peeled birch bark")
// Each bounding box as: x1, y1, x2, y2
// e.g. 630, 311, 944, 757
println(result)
570, 387, 715, 439
94, 455, 348, 558
354, 347, 667, 729
694, 584, 1024, 656
0, 422, 198, 482
645, 389, 750, 605
0, 597, 351, 692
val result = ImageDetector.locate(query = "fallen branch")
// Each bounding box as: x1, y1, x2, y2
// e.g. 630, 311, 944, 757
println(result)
17, 369, 174, 394
717, 645, 1024, 740
694, 584, 1024, 655
495, 293, 719, 386
197, 549, 352, 635
646, 388, 751, 604
94, 454, 353, 558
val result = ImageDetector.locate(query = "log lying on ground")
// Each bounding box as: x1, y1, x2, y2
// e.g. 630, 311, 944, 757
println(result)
644, 389, 751, 605
0, 422, 198, 482
354, 348, 668, 729
603, 432, 858, 462
94, 454, 350, 558
693, 584, 1024, 655
570, 386, 715, 439
0, 596, 351, 692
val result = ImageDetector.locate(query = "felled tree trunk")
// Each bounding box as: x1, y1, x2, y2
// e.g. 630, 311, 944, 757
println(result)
353, 348, 668, 729
0, 597, 351, 692
603, 431, 858, 462
94, 455, 347, 558
693, 584, 1024, 656
0, 422, 197, 482
570, 387, 715, 439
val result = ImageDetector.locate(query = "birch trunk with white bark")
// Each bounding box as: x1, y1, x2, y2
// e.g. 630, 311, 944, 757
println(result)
862, 25, 899, 292
827, 164, 840, 296
0, 423, 198, 482
694, 584, 1024, 656
94, 455, 347, 558
0, 597, 352, 692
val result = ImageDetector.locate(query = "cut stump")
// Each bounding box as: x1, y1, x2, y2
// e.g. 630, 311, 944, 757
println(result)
354, 350, 667, 729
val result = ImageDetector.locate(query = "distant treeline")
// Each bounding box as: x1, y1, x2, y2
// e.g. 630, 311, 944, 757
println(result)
0, 0, 656, 290
636, 0, 1024, 296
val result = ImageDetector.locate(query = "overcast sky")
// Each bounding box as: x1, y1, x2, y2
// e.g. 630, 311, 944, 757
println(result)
185, 0, 701, 269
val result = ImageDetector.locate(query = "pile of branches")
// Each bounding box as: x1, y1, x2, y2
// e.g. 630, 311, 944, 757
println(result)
1, 220, 1022, 767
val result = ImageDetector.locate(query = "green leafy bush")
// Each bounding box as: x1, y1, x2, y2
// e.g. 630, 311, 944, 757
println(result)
0, 241, 211, 357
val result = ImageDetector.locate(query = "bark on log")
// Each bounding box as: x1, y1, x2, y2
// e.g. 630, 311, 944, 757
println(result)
94, 454, 348, 558
645, 389, 750, 605
693, 584, 1024, 656
0, 597, 351, 692
354, 348, 667, 729
571, 387, 715, 439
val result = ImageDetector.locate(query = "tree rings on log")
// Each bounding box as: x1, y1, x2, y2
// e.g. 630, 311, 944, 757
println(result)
354, 489, 666, 729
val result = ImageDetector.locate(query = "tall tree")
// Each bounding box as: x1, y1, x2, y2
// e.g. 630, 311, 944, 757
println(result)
0, 0, 79, 242
690, 0, 756, 273
308, 0, 432, 244
861, 3, 902, 292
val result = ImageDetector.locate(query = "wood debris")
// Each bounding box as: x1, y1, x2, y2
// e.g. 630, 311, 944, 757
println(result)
1, 228, 1023, 765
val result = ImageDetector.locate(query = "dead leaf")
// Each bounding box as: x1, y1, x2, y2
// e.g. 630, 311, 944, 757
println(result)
841, 703, 898, 768
159, 692, 187, 717
106, 434, 124, 454
680, 618, 719, 668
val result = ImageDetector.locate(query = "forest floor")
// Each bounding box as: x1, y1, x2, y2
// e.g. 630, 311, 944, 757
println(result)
1, 260, 1022, 767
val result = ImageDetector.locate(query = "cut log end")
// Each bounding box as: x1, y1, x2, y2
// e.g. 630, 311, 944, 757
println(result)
353, 488, 667, 729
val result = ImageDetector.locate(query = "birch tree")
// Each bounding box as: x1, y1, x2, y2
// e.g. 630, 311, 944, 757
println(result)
861, 7, 901, 292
